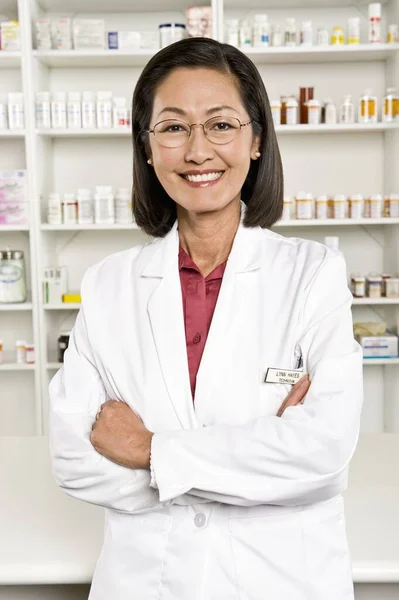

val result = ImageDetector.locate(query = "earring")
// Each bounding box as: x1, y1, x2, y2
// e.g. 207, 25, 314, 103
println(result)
147, 158, 152, 165
255, 151, 261, 158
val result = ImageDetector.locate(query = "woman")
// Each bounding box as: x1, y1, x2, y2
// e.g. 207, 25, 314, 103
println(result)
49, 38, 363, 600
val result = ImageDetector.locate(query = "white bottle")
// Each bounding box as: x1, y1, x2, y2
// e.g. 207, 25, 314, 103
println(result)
324, 98, 337, 125
115, 188, 133, 224
82, 91, 96, 129
67, 92, 82, 129
239, 20, 252, 47
252, 14, 270, 48
76, 188, 94, 224
113, 97, 129, 129
284, 18, 297, 47
7, 92, 24, 129
51, 92, 67, 129
47, 192, 62, 225
94, 186, 115, 224
15, 340, 27, 364
368, 3, 381, 43
339, 95, 355, 124
226, 19, 239, 46
96, 91, 113, 129
300, 21, 313, 46
62, 192, 77, 224
35, 91, 51, 129
0, 94, 8, 129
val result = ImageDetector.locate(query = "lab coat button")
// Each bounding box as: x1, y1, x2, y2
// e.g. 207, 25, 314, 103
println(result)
194, 513, 206, 527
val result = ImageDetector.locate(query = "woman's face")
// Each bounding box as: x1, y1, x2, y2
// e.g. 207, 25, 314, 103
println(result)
148, 67, 260, 216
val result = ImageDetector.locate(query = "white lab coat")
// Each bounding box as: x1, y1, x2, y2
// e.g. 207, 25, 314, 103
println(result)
49, 200, 363, 600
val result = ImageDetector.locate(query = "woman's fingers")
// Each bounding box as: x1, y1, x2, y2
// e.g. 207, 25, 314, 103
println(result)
277, 376, 311, 417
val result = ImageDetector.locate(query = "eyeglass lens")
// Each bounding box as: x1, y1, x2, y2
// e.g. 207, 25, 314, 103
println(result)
153, 116, 242, 147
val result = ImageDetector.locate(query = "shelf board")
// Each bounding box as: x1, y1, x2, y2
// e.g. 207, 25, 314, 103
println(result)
0, 51, 21, 69
0, 225, 29, 231
0, 363, 36, 371
41, 223, 139, 230
0, 302, 32, 311
44, 303, 81, 310
352, 298, 399, 305
363, 358, 399, 365
36, 0, 208, 11
0, 130, 26, 139
244, 43, 399, 65
37, 128, 130, 138
33, 49, 158, 68
275, 218, 399, 227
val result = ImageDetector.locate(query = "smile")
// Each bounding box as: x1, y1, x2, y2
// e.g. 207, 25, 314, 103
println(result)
180, 171, 225, 187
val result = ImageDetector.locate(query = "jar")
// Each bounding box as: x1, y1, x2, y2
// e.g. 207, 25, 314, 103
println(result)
367, 274, 383, 298
94, 185, 115, 224
239, 20, 252, 47
67, 91, 82, 129
295, 191, 312, 219
386, 278, 399, 298
383, 88, 399, 123
159, 23, 186, 48
226, 19, 239, 46
369, 193, 382, 218
387, 24, 398, 43
271, 24, 283, 47
380, 274, 391, 296
359, 90, 378, 124
348, 194, 363, 219
51, 91, 67, 129
284, 18, 296, 47
15, 340, 26, 364
384, 193, 399, 218
299, 87, 314, 124
62, 193, 77, 224
0, 250, 27, 303
300, 21, 313, 46
270, 100, 281, 126
252, 14, 270, 48
286, 97, 298, 125
315, 195, 328, 219
58, 331, 71, 363
339, 95, 355, 124
282, 195, 291, 220
35, 91, 51, 129
348, 17, 360, 44
76, 188, 93, 225
333, 194, 346, 219
25, 344, 35, 364
331, 26, 345, 45
280, 94, 290, 125
353, 275, 366, 298
368, 2, 381, 43
115, 188, 133, 224
316, 28, 329, 46
306, 99, 320, 125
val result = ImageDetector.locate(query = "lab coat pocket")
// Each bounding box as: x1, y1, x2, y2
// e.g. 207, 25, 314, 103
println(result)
228, 511, 308, 600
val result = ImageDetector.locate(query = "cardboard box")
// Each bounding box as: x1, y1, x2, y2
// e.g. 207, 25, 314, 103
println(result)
357, 333, 399, 358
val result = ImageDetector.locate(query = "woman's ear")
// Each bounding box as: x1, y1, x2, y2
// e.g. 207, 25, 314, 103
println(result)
251, 135, 261, 160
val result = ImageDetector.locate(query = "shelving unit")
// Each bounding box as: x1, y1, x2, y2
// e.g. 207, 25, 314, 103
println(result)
1, 0, 399, 447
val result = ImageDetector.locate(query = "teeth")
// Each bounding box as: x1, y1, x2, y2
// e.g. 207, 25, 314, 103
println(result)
184, 172, 223, 182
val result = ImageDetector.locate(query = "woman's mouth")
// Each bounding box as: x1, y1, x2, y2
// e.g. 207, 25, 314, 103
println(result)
180, 171, 225, 187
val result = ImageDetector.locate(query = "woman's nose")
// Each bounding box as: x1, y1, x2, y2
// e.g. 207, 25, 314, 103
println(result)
184, 125, 215, 163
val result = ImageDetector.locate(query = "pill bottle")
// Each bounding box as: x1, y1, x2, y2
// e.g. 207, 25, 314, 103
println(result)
94, 185, 115, 224
300, 21, 313, 46
67, 91, 82, 129
331, 26, 345, 45
286, 97, 298, 125
383, 88, 399, 122
47, 192, 62, 225
367, 273, 382, 298
159, 23, 186, 48
96, 91, 113, 129
0, 94, 7, 129
387, 24, 398, 43
76, 188, 94, 224
306, 99, 320, 125
348, 17, 360, 44
15, 340, 26, 364
386, 278, 399, 298
315, 195, 328, 219
25, 344, 35, 364
239, 20, 252, 47
316, 27, 329, 46
0, 339, 3, 364
115, 188, 133, 224
299, 86, 314, 124
381, 274, 392, 296
284, 18, 296, 47
7, 92, 24, 129
385, 192, 399, 217
113, 97, 129, 128
270, 100, 281, 126
252, 14, 270, 47
348, 194, 363, 219
82, 91, 96, 129
280, 94, 289, 125
333, 194, 346, 219
62, 193, 77, 224
359, 90, 378, 123
226, 19, 239, 46
324, 236, 340, 252
339, 95, 355, 124
370, 193, 382, 218
368, 3, 381, 43
353, 275, 366, 298
271, 24, 283, 47
35, 91, 51, 129
295, 191, 312, 219
282, 195, 291, 220
51, 92, 67, 129
323, 98, 337, 125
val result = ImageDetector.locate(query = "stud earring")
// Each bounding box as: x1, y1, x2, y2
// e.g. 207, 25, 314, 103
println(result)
255, 151, 261, 158
147, 158, 152, 165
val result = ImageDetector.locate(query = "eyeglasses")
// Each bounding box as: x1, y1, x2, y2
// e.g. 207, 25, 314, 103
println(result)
146, 116, 253, 148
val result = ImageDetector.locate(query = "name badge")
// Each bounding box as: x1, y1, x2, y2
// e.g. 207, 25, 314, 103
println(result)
264, 368, 305, 385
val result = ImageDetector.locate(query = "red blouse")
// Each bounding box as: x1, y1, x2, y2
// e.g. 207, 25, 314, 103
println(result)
178, 244, 227, 400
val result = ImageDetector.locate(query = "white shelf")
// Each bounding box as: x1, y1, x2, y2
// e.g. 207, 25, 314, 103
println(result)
37, 128, 130, 138
244, 44, 399, 65
41, 223, 139, 230
44, 303, 81, 310
275, 218, 399, 227
352, 298, 399, 305
37, 0, 202, 11
363, 358, 399, 365
0, 225, 30, 232
0, 302, 32, 311
0, 130, 26, 139
33, 49, 157, 68
0, 362, 36, 371
0, 51, 21, 69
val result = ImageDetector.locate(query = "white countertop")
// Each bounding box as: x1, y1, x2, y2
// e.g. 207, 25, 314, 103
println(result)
0, 434, 398, 585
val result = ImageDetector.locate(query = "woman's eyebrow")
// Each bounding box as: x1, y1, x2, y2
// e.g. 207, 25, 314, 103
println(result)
157, 105, 239, 118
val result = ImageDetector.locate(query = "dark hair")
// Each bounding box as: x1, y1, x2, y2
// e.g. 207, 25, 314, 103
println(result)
132, 37, 283, 237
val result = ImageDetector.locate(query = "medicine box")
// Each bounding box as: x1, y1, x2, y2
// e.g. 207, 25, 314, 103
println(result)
0, 170, 29, 226
357, 333, 399, 358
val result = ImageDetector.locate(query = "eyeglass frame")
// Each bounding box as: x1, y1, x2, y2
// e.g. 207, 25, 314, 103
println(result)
145, 116, 254, 146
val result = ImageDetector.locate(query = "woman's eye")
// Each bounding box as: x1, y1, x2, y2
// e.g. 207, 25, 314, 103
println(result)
165, 125, 184, 132
212, 122, 231, 131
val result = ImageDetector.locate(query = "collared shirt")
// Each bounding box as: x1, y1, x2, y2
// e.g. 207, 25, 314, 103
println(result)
178, 244, 227, 400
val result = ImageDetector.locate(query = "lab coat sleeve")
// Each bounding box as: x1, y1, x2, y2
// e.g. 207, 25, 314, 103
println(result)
149, 253, 364, 507
49, 299, 146, 513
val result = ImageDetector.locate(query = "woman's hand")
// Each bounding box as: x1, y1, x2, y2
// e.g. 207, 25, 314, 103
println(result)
90, 400, 153, 470
277, 375, 311, 417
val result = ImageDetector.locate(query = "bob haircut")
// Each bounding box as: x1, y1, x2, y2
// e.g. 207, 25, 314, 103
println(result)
132, 37, 283, 237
